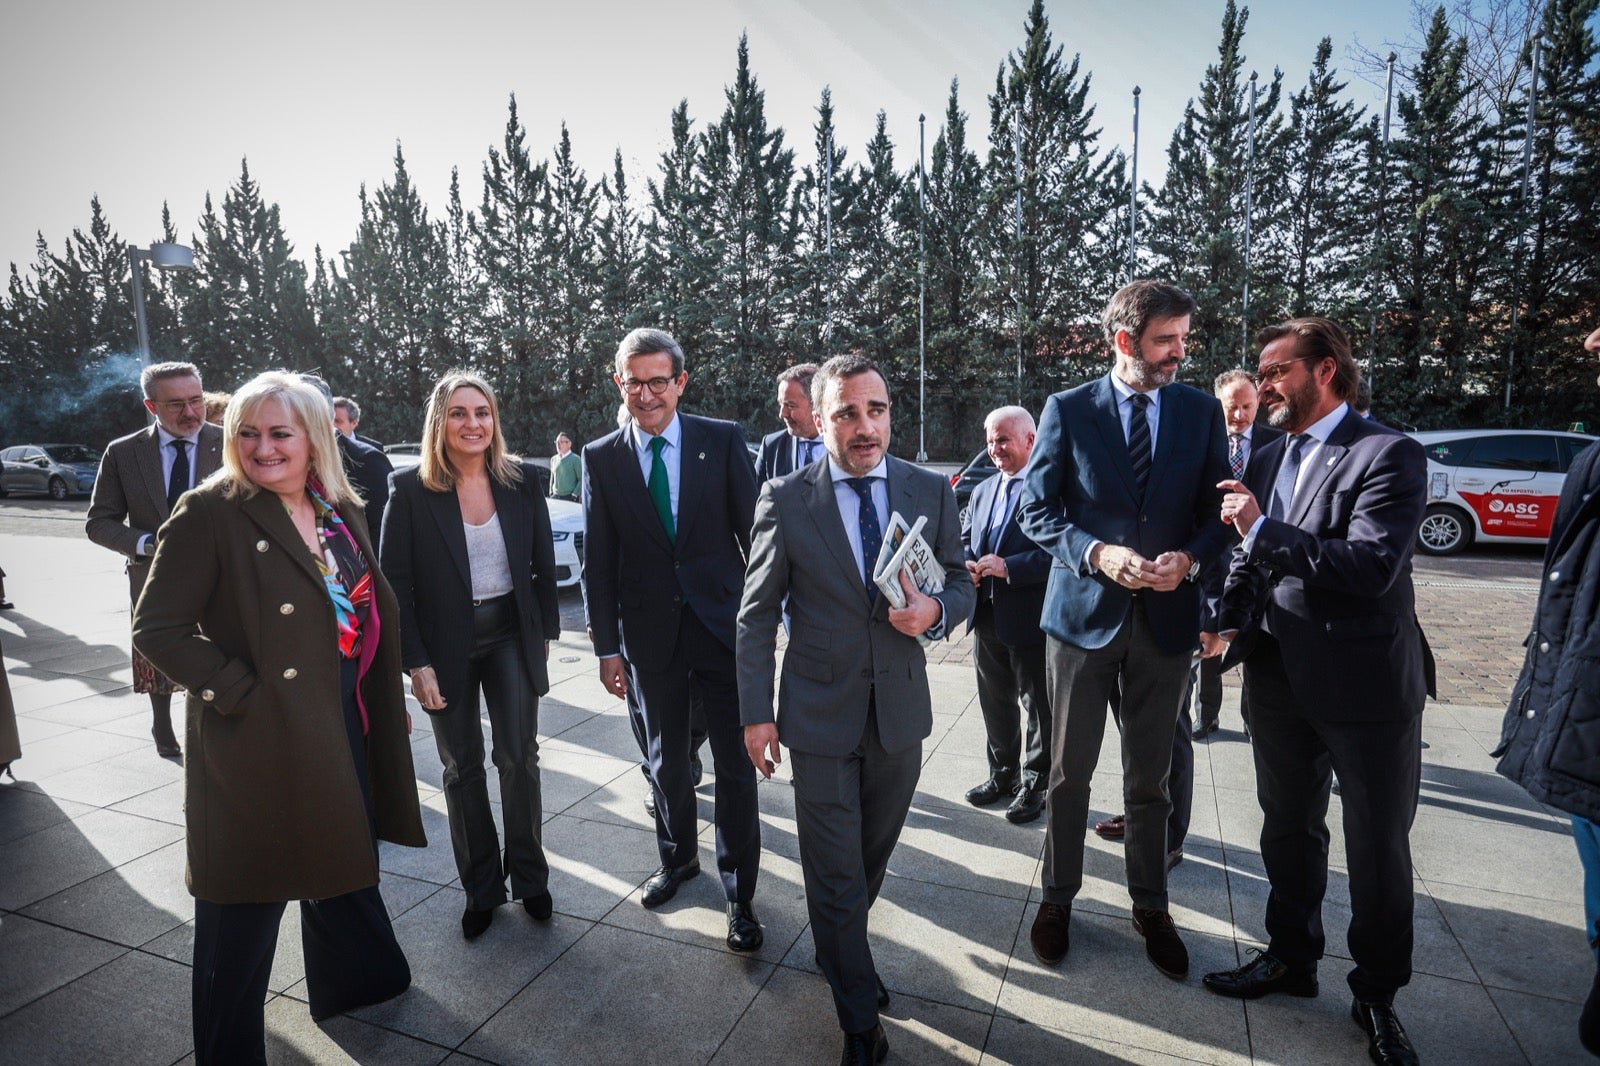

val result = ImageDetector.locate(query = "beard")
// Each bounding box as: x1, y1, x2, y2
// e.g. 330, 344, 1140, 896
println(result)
1265, 374, 1318, 430
1121, 340, 1179, 389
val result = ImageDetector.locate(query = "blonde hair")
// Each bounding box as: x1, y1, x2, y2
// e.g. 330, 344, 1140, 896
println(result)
419, 371, 522, 492
217, 371, 360, 505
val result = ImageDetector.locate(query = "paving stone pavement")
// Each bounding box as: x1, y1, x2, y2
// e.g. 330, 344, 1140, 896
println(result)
0, 525, 1586, 1065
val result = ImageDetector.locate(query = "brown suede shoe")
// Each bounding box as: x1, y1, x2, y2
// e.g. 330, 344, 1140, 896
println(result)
1030, 902, 1071, 965
1132, 907, 1189, 979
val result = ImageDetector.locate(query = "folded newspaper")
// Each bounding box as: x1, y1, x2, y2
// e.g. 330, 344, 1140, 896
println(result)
872, 513, 945, 628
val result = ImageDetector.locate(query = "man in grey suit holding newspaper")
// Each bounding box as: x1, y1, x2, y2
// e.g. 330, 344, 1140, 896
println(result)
738, 353, 974, 1066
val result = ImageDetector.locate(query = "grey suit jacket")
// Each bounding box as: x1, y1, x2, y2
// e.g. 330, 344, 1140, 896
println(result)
86, 422, 225, 601
737, 455, 976, 757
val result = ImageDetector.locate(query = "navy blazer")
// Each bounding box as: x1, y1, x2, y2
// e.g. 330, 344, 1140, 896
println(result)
1019, 373, 1232, 655
756, 429, 821, 483
1219, 410, 1433, 722
962, 472, 1050, 647
1200, 422, 1285, 628
339, 433, 394, 557
380, 461, 561, 715
582, 413, 758, 672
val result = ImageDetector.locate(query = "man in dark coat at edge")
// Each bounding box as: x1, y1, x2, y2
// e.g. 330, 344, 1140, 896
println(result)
1495, 324, 1600, 1055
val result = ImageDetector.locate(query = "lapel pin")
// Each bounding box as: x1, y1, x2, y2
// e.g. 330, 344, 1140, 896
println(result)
698, 452, 705, 460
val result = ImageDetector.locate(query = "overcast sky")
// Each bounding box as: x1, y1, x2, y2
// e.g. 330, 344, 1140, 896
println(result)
2, 1, 1434, 275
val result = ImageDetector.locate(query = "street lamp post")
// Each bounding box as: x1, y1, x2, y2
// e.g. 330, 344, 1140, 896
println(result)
127, 242, 195, 367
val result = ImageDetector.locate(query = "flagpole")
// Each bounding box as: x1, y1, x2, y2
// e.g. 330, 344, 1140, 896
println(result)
1241, 71, 1257, 364
1505, 35, 1541, 410
824, 124, 834, 351
1368, 52, 1396, 371
1129, 86, 1141, 281
917, 113, 928, 463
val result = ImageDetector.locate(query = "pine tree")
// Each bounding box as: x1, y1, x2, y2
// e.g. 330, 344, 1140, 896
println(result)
1384, 6, 1502, 419
328, 145, 456, 442
474, 95, 551, 397
179, 159, 319, 385
1143, 0, 1286, 373
695, 34, 800, 417
1281, 38, 1370, 318
984, 0, 1130, 401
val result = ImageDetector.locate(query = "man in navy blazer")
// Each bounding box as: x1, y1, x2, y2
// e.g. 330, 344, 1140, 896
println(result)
1202, 318, 1431, 1066
1018, 280, 1231, 981
755, 362, 823, 482
961, 406, 1053, 825
582, 327, 764, 954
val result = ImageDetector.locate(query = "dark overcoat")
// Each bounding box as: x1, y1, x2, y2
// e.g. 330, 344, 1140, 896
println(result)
132, 480, 426, 904
1495, 441, 1600, 821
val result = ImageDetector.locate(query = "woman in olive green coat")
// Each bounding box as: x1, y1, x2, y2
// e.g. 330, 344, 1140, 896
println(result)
134, 372, 425, 1065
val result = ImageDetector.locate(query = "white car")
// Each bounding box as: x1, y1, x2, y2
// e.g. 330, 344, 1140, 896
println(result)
548, 496, 584, 588
1412, 428, 1596, 555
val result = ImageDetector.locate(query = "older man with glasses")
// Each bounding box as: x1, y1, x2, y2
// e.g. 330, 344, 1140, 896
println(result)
87, 361, 224, 757
580, 327, 765, 955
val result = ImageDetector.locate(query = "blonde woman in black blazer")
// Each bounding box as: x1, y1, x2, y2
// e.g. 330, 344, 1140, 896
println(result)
381, 371, 560, 940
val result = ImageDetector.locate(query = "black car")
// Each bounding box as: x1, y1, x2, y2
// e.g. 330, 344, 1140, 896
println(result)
950, 449, 996, 525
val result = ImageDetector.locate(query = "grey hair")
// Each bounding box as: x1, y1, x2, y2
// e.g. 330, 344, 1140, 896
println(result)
984, 405, 1035, 433
333, 396, 362, 422
140, 361, 201, 398
614, 328, 685, 377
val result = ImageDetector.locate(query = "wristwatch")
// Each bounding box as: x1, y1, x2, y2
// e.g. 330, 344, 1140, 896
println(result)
1182, 550, 1200, 582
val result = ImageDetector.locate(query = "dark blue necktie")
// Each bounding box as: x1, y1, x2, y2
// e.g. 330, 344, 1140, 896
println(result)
1268, 435, 1309, 522
167, 439, 189, 510
847, 477, 882, 604
986, 477, 1020, 554
1127, 393, 1152, 497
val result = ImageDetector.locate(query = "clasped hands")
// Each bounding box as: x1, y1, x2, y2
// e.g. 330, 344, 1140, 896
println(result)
1090, 543, 1190, 592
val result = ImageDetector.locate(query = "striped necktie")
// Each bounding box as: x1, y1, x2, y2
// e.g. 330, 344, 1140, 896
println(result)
1127, 393, 1152, 497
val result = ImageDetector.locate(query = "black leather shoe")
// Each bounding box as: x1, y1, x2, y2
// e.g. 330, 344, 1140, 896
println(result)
727, 901, 763, 951
461, 905, 495, 940
1166, 848, 1184, 872
965, 773, 1017, 807
1131, 907, 1189, 979
1193, 718, 1219, 739
1203, 949, 1318, 999
641, 860, 701, 907
839, 1024, 888, 1066
1030, 902, 1071, 965
1005, 785, 1047, 824
876, 973, 890, 1009
523, 891, 553, 920
691, 755, 704, 787
1351, 999, 1419, 1066
644, 786, 657, 818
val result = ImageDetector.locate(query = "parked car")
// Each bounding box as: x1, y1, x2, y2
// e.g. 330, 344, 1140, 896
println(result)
548, 496, 584, 588
949, 449, 997, 525
0, 443, 100, 499
1411, 428, 1597, 555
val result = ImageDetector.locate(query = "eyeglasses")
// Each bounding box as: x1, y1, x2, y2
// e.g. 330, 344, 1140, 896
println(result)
1253, 357, 1317, 387
154, 397, 206, 414
621, 376, 676, 396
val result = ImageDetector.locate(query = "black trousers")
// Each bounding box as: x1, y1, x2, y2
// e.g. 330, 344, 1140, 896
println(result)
192, 658, 408, 1065
626, 606, 760, 901
1244, 634, 1422, 1003
433, 594, 549, 910
972, 602, 1052, 789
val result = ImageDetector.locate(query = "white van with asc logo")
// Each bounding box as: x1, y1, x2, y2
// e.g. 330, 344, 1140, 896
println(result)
1411, 429, 1596, 555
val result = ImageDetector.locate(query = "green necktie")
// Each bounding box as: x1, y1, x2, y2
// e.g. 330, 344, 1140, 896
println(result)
648, 435, 675, 543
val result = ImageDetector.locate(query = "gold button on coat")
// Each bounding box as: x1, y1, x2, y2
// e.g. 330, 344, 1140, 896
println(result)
279, 603, 294, 615
282, 667, 298, 680
200, 688, 216, 702
255, 540, 269, 552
